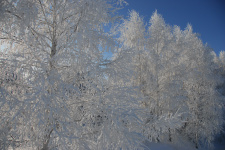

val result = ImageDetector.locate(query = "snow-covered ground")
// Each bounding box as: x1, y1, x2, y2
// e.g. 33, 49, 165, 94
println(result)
144, 142, 177, 150
213, 142, 225, 150
143, 141, 225, 150
8, 141, 225, 150
143, 141, 195, 150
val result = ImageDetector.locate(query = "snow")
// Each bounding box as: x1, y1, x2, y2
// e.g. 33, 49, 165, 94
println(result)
8, 142, 225, 150
144, 142, 225, 150
8, 143, 177, 150
1, 1, 225, 150
214, 144, 225, 150
144, 142, 176, 150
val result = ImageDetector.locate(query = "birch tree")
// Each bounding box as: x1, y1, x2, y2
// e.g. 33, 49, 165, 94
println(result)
116, 10, 185, 143
117, 10, 146, 88
0, 0, 147, 149
175, 25, 224, 149
116, 10, 224, 148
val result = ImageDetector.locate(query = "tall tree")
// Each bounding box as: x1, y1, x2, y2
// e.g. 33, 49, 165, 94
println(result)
116, 10, 185, 143
210, 50, 225, 144
116, 10, 224, 148
176, 25, 224, 149
0, 0, 146, 149
117, 10, 146, 88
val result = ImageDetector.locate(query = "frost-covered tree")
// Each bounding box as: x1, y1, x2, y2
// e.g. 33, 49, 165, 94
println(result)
1, 1, 224, 149
211, 50, 225, 144
145, 11, 187, 117
139, 11, 188, 143
212, 51, 225, 95
117, 10, 146, 88
116, 10, 224, 149
116, 10, 185, 143
0, 53, 21, 149
0, 0, 148, 149
175, 25, 224, 149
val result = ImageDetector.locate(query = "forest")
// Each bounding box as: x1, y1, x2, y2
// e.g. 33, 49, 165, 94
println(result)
0, 0, 224, 150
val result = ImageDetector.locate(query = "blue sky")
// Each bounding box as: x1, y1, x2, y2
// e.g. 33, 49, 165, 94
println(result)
118, 0, 225, 55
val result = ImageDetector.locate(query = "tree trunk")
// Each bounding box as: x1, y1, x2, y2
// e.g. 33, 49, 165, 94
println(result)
41, 129, 53, 150
168, 128, 172, 142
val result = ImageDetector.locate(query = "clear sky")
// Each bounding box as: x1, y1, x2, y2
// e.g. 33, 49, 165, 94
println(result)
118, 0, 225, 55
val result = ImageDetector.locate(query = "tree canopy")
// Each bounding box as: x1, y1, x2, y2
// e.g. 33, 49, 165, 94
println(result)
0, 1, 224, 149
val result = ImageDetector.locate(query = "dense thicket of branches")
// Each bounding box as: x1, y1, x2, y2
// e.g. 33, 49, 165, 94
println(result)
115, 10, 224, 149
0, 1, 224, 150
